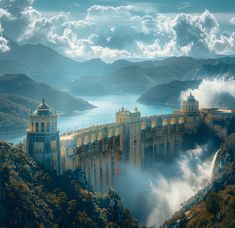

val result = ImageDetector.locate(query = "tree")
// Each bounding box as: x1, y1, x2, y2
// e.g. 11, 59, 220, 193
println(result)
206, 192, 220, 216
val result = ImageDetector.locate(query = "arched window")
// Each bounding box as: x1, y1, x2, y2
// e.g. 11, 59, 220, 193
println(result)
36, 123, 39, 132
41, 122, 45, 132
47, 123, 50, 132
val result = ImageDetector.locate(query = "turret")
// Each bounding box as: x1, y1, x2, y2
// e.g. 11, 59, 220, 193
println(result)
182, 93, 201, 134
182, 92, 199, 113
26, 99, 62, 174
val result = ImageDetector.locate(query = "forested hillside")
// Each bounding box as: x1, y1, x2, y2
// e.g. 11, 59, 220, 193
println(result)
0, 142, 139, 227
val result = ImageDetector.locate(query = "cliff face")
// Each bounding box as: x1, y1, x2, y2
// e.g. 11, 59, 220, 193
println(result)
212, 134, 235, 189
162, 134, 235, 227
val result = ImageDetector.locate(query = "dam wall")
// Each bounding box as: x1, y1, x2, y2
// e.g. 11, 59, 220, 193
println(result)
60, 107, 199, 192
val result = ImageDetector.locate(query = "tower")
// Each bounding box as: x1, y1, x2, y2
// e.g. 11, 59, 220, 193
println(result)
182, 92, 199, 113
182, 92, 200, 133
26, 99, 62, 174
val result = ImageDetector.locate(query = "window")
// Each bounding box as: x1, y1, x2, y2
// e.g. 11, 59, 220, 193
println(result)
36, 123, 39, 132
41, 123, 44, 132
47, 123, 50, 132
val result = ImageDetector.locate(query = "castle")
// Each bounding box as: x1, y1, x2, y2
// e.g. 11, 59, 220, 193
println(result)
25, 94, 200, 191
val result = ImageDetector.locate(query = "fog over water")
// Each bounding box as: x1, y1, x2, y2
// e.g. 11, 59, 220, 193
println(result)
115, 146, 218, 227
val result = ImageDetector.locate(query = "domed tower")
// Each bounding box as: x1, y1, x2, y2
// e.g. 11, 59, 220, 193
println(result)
182, 92, 199, 113
182, 93, 201, 134
26, 99, 61, 174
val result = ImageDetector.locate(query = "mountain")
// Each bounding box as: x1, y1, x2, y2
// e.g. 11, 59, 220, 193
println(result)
0, 141, 139, 227
0, 94, 38, 133
0, 74, 94, 112
0, 74, 94, 133
70, 65, 155, 95
138, 79, 235, 109
0, 42, 107, 88
70, 56, 235, 96
1, 41, 235, 96
138, 80, 201, 106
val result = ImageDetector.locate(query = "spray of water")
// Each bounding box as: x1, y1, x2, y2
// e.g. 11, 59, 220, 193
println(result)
180, 77, 235, 108
209, 149, 220, 181
115, 146, 218, 227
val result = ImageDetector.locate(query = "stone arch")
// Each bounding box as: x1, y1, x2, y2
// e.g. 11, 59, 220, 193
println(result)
91, 133, 96, 142
108, 129, 113, 137
141, 121, 146, 129
77, 137, 83, 147
179, 117, 185, 124
84, 135, 89, 144
98, 131, 103, 140
170, 118, 176, 125
151, 120, 157, 128
162, 118, 168, 126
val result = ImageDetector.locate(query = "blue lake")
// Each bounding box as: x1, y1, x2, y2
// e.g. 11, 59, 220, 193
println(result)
4, 94, 174, 143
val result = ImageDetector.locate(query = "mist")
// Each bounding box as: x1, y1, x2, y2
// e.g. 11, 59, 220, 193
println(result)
114, 146, 217, 227
180, 77, 235, 108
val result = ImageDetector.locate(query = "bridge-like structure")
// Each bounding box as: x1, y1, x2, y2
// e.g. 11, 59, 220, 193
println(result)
60, 108, 200, 192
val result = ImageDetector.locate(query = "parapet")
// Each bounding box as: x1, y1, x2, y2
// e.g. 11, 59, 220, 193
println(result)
116, 107, 141, 124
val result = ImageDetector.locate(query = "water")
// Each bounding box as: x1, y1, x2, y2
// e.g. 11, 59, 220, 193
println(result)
115, 146, 218, 227
3, 94, 174, 144
209, 149, 220, 181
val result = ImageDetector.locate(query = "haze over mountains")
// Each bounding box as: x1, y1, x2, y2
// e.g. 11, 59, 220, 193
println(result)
1, 41, 235, 133
70, 56, 235, 96
0, 74, 94, 133
1, 42, 235, 96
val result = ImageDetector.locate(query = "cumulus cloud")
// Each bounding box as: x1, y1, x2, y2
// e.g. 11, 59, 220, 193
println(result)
181, 78, 235, 108
230, 16, 235, 25
0, 0, 235, 60
0, 6, 12, 52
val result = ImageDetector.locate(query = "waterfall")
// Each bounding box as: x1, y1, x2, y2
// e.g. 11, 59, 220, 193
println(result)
210, 149, 220, 181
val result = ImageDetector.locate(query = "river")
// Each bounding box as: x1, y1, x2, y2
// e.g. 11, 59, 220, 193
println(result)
4, 94, 174, 144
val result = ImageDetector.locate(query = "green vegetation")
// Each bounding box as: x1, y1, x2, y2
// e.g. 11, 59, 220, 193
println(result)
0, 93, 38, 132
163, 185, 235, 228
0, 141, 139, 227
190, 185, 235, 227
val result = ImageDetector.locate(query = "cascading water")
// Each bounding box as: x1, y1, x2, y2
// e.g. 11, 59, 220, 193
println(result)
209, 149, 220, 181
116, 146, 221, 228
146, 147, 220, 227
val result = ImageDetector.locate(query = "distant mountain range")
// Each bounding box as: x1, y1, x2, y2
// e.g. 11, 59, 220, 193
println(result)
70, 56, 235, 96
0, 74, 94, 133
0, 41, 107, 88
1, 42, 235, 96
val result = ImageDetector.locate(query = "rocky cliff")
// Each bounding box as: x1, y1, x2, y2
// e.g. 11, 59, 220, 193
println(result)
162, 134, 235, 227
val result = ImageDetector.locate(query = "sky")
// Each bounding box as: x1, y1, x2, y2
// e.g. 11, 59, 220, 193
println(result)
0, 0, 235, 61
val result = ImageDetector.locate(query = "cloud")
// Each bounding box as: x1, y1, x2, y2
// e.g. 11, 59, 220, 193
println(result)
0, 0, 235, 60
181, 78, 235, 108
0, 6, 12, 52
0, 35, 9, 52
230, 16, 235, 25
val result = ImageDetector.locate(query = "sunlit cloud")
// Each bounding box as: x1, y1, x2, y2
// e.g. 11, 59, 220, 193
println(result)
0, 0, 235, 60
